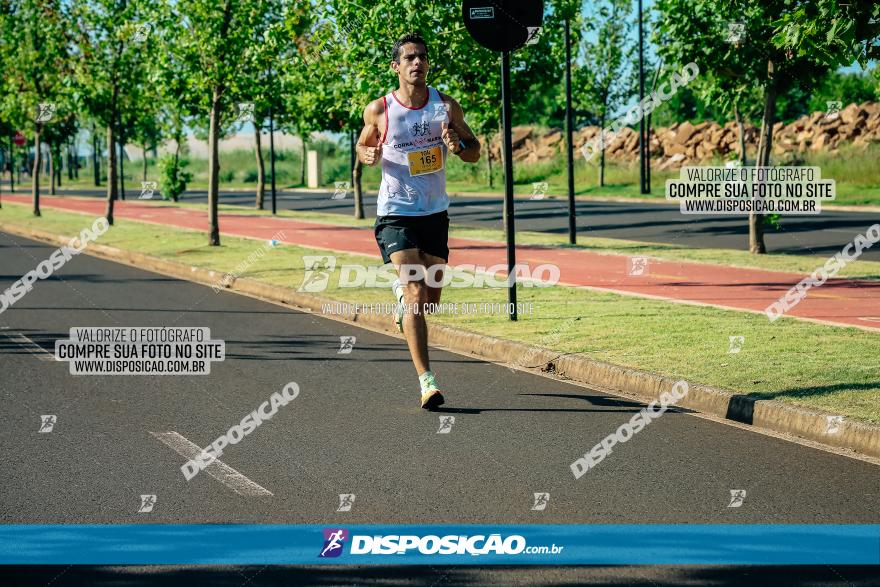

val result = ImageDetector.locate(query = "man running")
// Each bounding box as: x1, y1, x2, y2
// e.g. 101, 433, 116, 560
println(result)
356, 32, 481, 410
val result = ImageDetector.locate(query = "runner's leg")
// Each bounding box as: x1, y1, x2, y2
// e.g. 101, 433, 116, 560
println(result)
421, 251, 445, 309
390, 248, 430, 375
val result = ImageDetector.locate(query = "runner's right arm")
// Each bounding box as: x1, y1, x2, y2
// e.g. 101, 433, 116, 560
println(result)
356, 99, 384, 166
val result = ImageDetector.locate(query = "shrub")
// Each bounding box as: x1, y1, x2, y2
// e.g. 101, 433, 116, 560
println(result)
157, 154, 192, 201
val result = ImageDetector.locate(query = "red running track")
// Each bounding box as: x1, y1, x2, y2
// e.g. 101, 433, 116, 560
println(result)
5, 195, 879, 332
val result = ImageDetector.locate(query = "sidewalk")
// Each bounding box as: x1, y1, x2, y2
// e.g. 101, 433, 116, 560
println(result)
6, 194, 879, 332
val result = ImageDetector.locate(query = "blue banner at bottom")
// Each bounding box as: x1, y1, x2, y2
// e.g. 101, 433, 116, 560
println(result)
0, 525, 878, 565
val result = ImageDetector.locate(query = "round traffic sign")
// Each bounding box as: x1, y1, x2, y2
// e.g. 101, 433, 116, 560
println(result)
13, 131, 26, 147
462, 0, 544, 52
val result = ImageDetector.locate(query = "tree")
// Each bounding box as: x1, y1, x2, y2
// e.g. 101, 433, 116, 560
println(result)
72, 0, 160, 224
311, 0, 563, 214
0, 0, 72, 216
805, 70, 879, 115
40, 108, 78, 194
239, 0, 288, 210
122, 59, 163, 190
655, 0, 838, 254
772, 0, 879, 67
168, 0, 280, 246
130, 100, 163, 183
287, 1, 367, 217
574, 0, 634, 186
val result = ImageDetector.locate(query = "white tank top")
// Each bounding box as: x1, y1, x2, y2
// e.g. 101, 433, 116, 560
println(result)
377, 86, 450, 217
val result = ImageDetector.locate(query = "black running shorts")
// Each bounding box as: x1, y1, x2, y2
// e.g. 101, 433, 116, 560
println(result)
374, 210, 450, 265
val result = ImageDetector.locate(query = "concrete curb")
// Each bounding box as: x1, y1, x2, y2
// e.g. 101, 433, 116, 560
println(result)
3, 220, 879, 461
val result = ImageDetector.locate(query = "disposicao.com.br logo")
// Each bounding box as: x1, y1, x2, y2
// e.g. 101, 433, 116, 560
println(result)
318, 529, 563, 558
299, 255, 560, 292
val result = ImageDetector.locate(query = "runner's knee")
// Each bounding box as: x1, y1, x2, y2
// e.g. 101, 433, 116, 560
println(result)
403, 281, 429, 304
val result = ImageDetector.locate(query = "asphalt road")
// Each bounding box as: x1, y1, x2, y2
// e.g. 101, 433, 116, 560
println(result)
4, 564, 880, 586
24, 186, 880, 262
1, 232, 879, 527
2, 232, 879, 584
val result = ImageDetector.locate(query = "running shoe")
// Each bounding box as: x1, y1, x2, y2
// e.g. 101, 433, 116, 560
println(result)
420, 388, 445, 410
392, 279, 405, 332
419, 371, 445, 410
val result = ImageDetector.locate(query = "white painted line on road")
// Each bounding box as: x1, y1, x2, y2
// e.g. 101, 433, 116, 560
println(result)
462, 205, 495, 210
1, 331, 56, 361
150, 431, 273, 497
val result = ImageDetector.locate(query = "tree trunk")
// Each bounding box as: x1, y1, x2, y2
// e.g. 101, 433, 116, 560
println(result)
599, 112, 606, 187
300, 136, 306, 186
349, 128, 355, 185
31, 128, 42, 216
645, 113, 652, 191
118, 140, 126, 200
67, 141, 74, 180
484, 134, 493, 188
734, 103, 747, 167
48, 144, 56, 194
172, 139, 181, 202
254, 124, 265, 209
353, 159, 364, 220
350, 130, 364, 219
92, 126, 101, 186
498, 119, 505, 186
105, 123, 118, 225
142, 145, 148, 182
54, 144, 61, 189
207, 89, 222, 246
750, 60, 777, 255
8, 135, 14, 193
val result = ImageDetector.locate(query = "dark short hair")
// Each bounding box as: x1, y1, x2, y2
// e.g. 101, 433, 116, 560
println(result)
392, 32, 428, 63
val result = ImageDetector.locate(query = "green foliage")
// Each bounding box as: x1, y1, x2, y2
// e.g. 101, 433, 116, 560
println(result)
572, 0, 635, 125
649, 85, 730, 126
764, 213, 782, 231
71, 0, 161, 130
157, 153, 192, 201
806, 70, 880, 112
771, 0, 879, 68
0, 0, 73, 137
294, 0, 571, 139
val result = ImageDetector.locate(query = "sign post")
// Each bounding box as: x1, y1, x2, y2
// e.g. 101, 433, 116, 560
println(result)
462, 0, 544, 321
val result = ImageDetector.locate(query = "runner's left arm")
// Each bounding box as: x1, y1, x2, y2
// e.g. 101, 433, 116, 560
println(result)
441, 95, 481, 163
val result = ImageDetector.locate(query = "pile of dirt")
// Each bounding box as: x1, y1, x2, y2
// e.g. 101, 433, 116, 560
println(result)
488, 102, 880, 169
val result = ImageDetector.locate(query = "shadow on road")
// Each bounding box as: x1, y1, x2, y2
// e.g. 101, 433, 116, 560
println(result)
2, 564, 879, 586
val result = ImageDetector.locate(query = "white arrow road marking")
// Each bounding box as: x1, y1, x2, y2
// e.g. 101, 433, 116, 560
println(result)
150, 431, 273, 497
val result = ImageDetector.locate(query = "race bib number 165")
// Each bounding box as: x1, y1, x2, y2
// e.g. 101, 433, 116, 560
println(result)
407, 145, 444, 177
